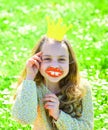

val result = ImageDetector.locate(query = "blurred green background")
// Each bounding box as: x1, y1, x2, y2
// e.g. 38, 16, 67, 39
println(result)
0, 0, 108, 129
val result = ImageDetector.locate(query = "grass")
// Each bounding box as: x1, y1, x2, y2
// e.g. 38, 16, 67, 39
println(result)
0, 0, 108, 129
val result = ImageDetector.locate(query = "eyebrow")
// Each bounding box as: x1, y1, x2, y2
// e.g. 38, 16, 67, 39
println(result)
42, 55, 50, 57
42, 55, 67, 57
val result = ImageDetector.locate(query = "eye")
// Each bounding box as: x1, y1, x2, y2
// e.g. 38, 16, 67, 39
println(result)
58, 58, 66, 62
43, 58, 51, 61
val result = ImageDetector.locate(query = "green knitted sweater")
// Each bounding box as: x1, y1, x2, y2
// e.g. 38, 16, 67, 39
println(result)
12, 80, 94, 130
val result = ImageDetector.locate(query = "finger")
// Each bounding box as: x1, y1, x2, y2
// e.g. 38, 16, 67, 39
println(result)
28, 59, 39, 69
44, 102, 55, 109
36, 51, 43, 56
34, 60, 40, 69
26, 59, 34, 67
44, 105, 54, 110
33, 55, 42, 63
34, 51, 43, 57
43, 97, 57, 103
44, 93, 58, 100
44, 102, 59, 110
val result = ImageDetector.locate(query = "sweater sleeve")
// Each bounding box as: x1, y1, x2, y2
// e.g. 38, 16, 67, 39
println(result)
11, 80, 38, 124
54, 85, 94, 130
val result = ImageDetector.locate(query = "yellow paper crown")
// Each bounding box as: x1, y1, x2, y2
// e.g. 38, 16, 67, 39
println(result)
46, 17, 72, 41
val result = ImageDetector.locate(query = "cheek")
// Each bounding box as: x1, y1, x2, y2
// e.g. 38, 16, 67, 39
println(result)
63, 63, 69, 72
40, 63, 44, 72
40, 62, 47, 74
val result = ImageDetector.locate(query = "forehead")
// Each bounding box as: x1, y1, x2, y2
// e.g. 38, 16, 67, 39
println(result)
41, 41, 69, 56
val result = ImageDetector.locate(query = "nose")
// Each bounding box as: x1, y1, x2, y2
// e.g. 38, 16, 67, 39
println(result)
50, 60, 60, 68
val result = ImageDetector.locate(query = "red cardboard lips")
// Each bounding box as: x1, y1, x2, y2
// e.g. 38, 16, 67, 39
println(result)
45, 67, 63, 77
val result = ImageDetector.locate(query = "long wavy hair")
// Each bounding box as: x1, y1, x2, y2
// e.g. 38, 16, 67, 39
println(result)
15, 36, 86, 118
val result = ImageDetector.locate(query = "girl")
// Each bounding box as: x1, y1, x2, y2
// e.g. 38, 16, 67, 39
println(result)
12, 19, 94, 130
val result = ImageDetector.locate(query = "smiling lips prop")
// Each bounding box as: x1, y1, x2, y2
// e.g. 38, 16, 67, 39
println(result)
45, 67, 63, 78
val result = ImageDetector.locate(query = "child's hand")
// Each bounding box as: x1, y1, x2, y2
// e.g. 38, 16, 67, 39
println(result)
26, 51, 42, 80
43, 93, 60, 120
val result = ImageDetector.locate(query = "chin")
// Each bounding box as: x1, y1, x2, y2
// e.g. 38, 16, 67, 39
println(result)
46, 75, 66, 83
47, 77, 61, 83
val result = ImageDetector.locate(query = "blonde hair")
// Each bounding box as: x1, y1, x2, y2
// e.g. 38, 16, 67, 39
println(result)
15, 36, 86, 118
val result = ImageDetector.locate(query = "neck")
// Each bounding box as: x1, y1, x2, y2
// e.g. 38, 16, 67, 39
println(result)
44, 80, 60, 94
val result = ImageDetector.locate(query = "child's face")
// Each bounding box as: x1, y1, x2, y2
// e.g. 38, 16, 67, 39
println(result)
40, 40, 69, 83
